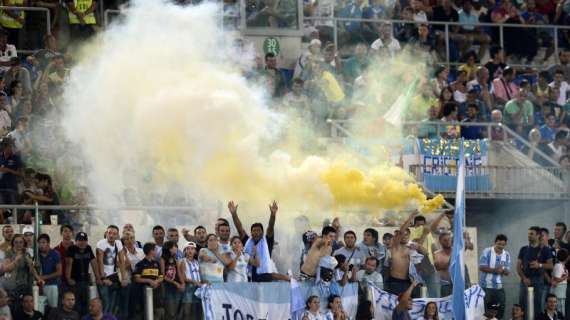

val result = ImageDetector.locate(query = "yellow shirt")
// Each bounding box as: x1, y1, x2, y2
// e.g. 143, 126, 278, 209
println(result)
68, 0, 97, 25
0, 0, 25, 29
320, 71, 345, 103
409, 225, 435, 264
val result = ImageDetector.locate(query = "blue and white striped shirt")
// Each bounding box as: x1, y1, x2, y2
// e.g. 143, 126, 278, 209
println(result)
479, 246, 512, 289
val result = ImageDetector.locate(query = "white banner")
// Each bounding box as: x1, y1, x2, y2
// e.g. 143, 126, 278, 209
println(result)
200, 282, 359, 320
371, 284, 486, 320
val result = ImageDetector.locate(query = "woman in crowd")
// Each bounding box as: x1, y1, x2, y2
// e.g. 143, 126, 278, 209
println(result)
303, 295, 325, 320
1, 234, 42, 304
420, 301, 439, 320
438, 86, 456, 115
324, 295, 348, 320
199, 234, 230, 283
120, 231, 144, 319
160, 240, 185, 319
181, 242, 205, 320
431, 65, 449, 98
227, 236, 259, 282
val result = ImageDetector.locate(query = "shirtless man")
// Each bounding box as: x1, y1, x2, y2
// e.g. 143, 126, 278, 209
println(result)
300, 226, 336, 279
434, 232, 452, 297
386, 210, 418, 296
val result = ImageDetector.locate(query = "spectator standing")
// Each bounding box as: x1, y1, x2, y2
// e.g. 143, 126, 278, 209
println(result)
96, 225, 124, 315
356, 256, 383, 288
81, 298, 117, 320
198, 234, 229, 283
294, 39, 322, 79
133, 243, 164, 320
554, 222, 568, 249
517, 226, 554, 318
434, 232, 452, 296
0, 29, 16, 73
0, 139, 22, 207
548, 50, 570, 80
334, 230, 366, 268
0, 225, 13, 257
7, 116, 30, 156
181, 242, 204, 320
458, 0, 490, 60
324, 295, 348, 320
48, 291, 80, 320
484, 46, 507, 85
216, 222, 232, 255
151, 225, 165, 259
540, 113, 559, 144
227, 236, 258, 282
2, 234, 42, 301
479, 234, 511, 320
160, 241, 184, 318
54, 224, 74, 286
386, 210, 417, 296
37, 233, 62, 311
357, 228, 385, 269
546, 131, 568, 162
260, 52, 286, 98
166, 228, 183, 259
66, 0, 98, 41
229, 201, 289, 282
66, 232, 100, 316
118, 231, 143, 320
551, 249, 568, 316
0, 1, 25, 48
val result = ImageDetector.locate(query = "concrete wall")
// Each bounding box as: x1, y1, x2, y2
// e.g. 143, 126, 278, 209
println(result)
467, 199, 570, 315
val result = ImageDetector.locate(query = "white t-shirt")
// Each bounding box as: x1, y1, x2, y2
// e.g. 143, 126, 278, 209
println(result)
219, 241, 232, 255
553, 262, 568, 285
370, 37, 401, 58
0, 44, 17, 72
549, 81, 570, 106
227, 251, 250, 282
96, 239, 123, 277
356, 270, 383, 288
126, 247, 145, 271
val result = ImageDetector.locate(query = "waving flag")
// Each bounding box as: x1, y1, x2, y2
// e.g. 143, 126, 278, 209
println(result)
449, 140, 466, 320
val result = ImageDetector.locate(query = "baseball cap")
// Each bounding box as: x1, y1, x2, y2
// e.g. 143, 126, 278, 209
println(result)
22, 225, 34, 235
76, 232, 88, 241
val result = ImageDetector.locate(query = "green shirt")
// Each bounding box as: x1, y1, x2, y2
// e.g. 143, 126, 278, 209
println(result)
505, 99, 534, 125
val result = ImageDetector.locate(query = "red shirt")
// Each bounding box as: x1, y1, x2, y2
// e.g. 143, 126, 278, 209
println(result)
55, 241, 73, 284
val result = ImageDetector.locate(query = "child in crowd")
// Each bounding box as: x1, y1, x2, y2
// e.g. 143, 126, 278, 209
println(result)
551, 248, 569, 316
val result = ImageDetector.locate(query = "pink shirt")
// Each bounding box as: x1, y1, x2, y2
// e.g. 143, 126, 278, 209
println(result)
492, 77, 518, 102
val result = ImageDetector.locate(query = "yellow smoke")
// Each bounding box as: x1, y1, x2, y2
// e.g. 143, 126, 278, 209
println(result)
60, 1, 444, 224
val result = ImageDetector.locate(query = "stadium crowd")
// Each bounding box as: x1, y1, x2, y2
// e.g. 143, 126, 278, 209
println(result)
0, 201, 567, 320
0, 0, 564, 319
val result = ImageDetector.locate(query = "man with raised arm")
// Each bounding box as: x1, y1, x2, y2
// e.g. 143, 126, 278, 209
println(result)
228, 200, 289, 282
386, 210, 419, 296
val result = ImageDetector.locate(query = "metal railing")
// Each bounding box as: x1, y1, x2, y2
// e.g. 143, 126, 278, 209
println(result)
0, 6, 51, 52
327, 119, 561, 167
304, 16, 570, 67
409, 164, 570, 199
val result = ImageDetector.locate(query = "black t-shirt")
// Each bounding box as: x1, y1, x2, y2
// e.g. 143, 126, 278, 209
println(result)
66, 245, 95, 282
47, 308, 80, 320
518, 245, 552, 278
431, 6, 458, 31
133, 257, 162, 281
484, 62, 507, 84
0, 152, 22, 191
14, 310, 43, 320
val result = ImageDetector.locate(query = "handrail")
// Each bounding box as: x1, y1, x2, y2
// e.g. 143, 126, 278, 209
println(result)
104, 9, 121, 27
0, 6, 51, 35
304, 15, 568, 67
327, 118, 561, 167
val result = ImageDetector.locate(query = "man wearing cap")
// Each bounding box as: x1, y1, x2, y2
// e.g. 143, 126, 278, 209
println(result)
66, 231, 101, 315
22, 225, 34, 257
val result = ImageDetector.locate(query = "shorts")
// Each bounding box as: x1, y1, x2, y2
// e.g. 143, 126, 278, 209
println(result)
252, 273, 273, 282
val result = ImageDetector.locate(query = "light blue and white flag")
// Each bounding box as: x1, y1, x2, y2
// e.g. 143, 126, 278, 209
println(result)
449, 139, 467, 320
290, 276, 305, 320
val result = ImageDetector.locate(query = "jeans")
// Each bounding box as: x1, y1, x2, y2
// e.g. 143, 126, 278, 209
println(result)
484, 288, 506, 319
422, 272, 440, 298
43, 285, 58, 308
519, 277, 545, 319
117, 283, 132, 320
71, 281, 91, 316
99, 284, 120, 314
